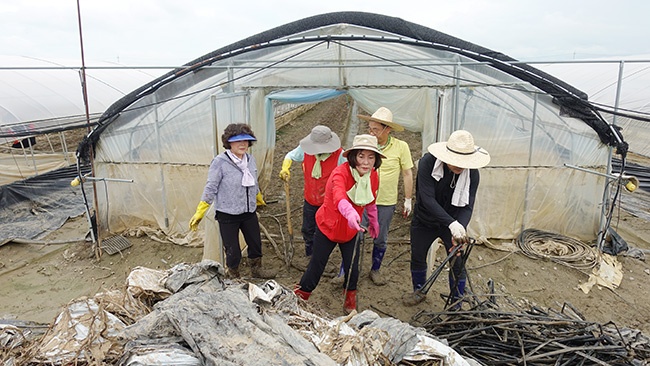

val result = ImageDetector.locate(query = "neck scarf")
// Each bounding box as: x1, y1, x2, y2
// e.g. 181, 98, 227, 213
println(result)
378, 135, 391, 151
347, 167, 374, 206
226, 150, 255, 187
311, 153, 331, 179
431, 158, 470, 207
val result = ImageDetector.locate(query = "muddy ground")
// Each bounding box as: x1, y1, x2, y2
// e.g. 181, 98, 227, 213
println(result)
1, 95, 649, 339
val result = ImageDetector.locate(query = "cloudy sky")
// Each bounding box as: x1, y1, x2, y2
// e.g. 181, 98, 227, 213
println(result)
1, 0, 648, 66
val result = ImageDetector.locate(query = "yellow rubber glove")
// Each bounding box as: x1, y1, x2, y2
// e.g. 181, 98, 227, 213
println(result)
256, 191, 266, 207
189, 201, 210, 231
279, 159, 292, 181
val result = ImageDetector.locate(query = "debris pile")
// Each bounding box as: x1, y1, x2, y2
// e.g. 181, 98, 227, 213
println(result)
0, 260, 474, 365
413, 302, 650, 365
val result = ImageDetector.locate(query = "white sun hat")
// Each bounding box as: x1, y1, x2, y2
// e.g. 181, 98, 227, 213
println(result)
427, 130, 490, 169
357, 106, 405, 132
342, 134, 387, 158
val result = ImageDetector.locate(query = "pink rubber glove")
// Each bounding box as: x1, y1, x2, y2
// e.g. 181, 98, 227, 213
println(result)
338, 199, 362, 231
365, 203, 380, 239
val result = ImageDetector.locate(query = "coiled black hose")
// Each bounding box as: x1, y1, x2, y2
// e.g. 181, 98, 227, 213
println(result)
516, 228, 598, 271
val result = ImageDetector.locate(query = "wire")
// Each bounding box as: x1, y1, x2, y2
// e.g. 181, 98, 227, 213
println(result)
93, 41, 328, 124
515, 229, 598, 272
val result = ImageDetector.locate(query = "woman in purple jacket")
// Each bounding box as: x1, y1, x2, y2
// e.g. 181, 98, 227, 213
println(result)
189, 123, 276, 279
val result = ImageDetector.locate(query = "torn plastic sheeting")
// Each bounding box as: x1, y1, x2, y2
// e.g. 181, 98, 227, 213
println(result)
164, 259, 224, 293
578, 253, 623, 294
0, 324, 25, 351
119, 261, 474, 366
248, 279, 283, 303
0, 164, 91, 246
118, 339, 201, 366
33, 298, 126, 364
119, 279, 337, 365
126, 266, 172, 298
347, 311, 474, 366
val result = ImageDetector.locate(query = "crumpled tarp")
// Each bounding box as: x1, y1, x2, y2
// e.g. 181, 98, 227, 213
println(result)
31, 298, 126, 364
119, 277, 337, 365
3, 259, 475, 365
578, 253, 624, 293
117, 260, 474, 366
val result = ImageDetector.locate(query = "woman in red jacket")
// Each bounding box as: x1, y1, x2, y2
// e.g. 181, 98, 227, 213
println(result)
294, 134, 384, 313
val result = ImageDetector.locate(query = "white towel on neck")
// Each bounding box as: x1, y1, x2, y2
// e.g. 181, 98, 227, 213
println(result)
226, 150, 256, 187
431, 159, 470, 207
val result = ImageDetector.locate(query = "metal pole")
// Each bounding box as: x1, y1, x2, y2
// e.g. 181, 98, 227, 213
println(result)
153, 93, 170, 229
522, 93, 539, 232
598, 61, 625, 245
452, 63, 461, 130
76, 0, 102, 258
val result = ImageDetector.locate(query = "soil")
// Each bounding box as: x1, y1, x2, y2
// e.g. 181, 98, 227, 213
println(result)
1, 95, 650, 339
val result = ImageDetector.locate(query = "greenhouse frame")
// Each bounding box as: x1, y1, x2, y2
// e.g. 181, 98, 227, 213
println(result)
76, 11, 633, 246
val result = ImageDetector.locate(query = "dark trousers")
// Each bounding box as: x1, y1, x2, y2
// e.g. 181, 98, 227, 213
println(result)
299, 227, 360, 292
216, 211, 263, 269
410, 218, 466, 283
301, 200, 319, 256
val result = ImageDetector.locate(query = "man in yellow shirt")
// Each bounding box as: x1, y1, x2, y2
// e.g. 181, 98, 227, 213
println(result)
359, 107, 414, 285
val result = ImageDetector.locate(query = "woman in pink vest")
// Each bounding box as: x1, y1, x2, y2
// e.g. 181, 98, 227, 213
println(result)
293, 134, 384, 313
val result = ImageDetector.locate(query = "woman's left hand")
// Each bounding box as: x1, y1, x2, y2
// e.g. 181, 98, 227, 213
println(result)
368, 220, 380, 239
365, 203, 380, 238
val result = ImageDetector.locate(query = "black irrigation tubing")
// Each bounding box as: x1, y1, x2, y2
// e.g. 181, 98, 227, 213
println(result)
413, 305, 649, 365
516, 228, 598, 271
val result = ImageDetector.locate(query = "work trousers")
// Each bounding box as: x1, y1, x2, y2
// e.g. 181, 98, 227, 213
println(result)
362, 204, 395, 251
410, 217, 466, 283
299, 227, 360, 292
301, 200, 319, 257
216, 211, 263, 269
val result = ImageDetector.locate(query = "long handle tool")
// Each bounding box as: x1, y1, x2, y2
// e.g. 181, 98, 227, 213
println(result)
283, 180, 294, 268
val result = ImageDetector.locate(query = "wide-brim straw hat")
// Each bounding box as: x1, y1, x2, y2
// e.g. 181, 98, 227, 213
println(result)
427, 130, 490, 169
342, 134, 387, 159
357, 106, 405, 132
299, 125, 341, 155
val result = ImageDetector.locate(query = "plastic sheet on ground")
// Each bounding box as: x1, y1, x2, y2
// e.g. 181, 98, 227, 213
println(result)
4, 259, 475, 365
117, 338, 202, 366
0, 164, 91, 246
118, 260, 473, 366
578, 253, 624, 293
31, 297, 126, 364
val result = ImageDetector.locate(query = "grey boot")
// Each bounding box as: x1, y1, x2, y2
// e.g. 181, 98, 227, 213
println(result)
370, 247, 388, 285
370, 269, 388, 286
249, 257, 276, 279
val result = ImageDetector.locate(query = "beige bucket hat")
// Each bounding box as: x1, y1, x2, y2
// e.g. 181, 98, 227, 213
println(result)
342, 134, 387, 158
427, 130, 490, 169
299, 125, 341, 155
357, 107, 405, 132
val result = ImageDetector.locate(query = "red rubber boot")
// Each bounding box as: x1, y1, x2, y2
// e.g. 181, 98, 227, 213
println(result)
293, 286, 311, 301
343, 289, 357, 314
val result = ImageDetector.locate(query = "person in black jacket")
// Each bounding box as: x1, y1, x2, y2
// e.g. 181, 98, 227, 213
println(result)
403, 130, 490, 308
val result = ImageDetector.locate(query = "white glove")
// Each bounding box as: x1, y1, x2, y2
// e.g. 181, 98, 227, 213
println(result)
402, 198, 412, 218
448, 220, 466, 241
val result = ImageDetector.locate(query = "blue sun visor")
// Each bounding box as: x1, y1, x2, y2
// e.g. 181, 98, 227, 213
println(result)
227, 134, 257, 142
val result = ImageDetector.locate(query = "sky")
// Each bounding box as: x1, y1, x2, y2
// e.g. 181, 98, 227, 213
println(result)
0, 0, 649, 67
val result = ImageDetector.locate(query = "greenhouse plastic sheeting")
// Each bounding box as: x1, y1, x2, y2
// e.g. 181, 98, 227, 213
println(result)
80, 13, 621, 242
0, 164, 91, 245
